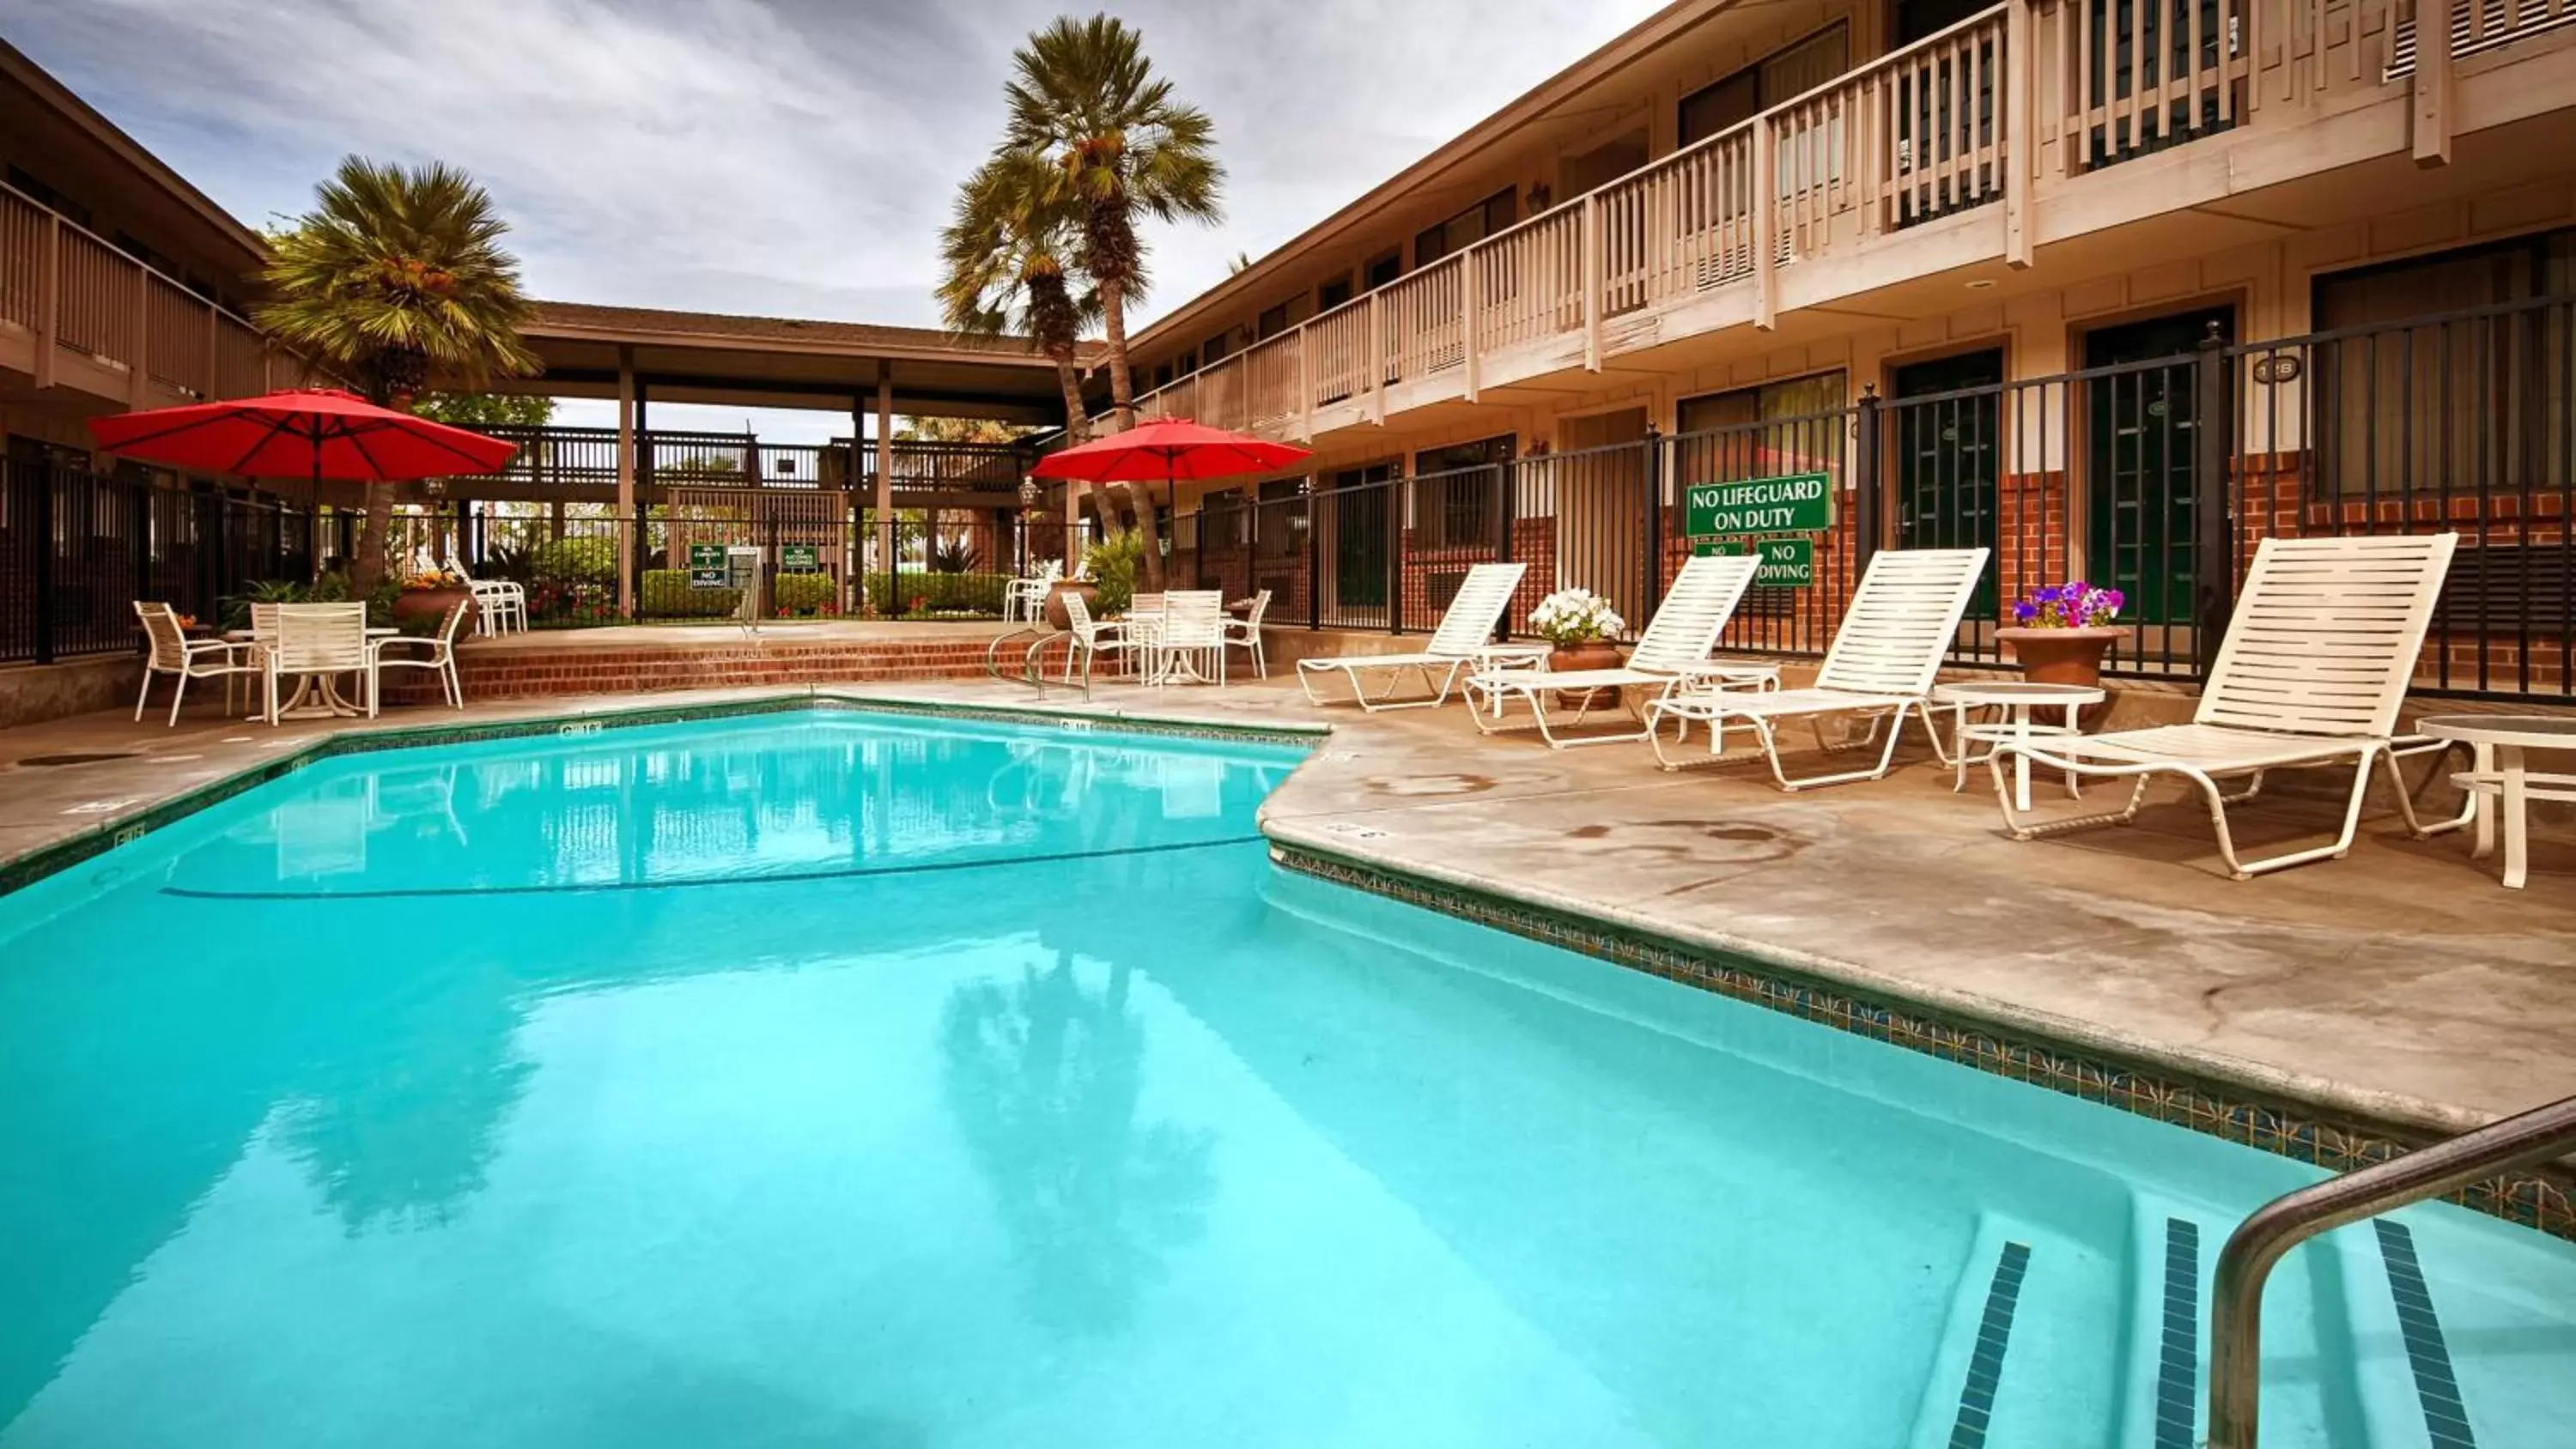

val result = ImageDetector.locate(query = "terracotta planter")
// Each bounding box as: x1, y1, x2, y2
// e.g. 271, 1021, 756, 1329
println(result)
392, 586, 476, 632
1043, 579, 1100, 631
1998, 625, 2121, 687
1547, 639, 1626, 710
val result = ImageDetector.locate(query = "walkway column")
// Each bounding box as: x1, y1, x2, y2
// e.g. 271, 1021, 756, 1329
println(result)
874, 362, 896, 607
615, 347, 636, 615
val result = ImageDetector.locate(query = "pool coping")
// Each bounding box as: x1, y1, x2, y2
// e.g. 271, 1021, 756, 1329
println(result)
5, 688, 2567, 1242
1263, 834, 2576, 1242
0, 688, 1323, 898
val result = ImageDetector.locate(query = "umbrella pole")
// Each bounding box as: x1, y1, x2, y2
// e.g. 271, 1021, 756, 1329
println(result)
310, 448, 324, 583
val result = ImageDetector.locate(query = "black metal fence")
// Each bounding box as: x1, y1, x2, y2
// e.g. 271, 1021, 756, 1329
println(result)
10, 300, 2568, 702
2, 461, 319, 664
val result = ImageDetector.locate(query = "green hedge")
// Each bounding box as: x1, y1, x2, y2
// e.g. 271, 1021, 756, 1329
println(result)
864, 570, 1010, 615
772, 573, 838, 615
532, 536, 620, 586
640, 569, 741, 618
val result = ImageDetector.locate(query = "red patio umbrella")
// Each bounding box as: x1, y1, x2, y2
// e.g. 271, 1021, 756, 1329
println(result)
1030, 417, 1312, 485
86, 387, 519, 491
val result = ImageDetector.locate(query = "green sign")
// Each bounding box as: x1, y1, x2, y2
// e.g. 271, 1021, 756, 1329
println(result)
780, 544, 820, 574
687, 543, 727, 588
1683, 471, 1832, 537
1694, 537, 1816, 588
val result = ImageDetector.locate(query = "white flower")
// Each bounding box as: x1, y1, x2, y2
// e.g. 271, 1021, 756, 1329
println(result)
1529, 587, 1625, 644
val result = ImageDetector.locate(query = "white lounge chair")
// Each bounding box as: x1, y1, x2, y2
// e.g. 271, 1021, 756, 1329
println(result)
1472, 553, 1774, 748
1990, 532, 2463, 879
1297, 561, 1530, 711
1646, 547, 1990, 788
132, 602, 258, 725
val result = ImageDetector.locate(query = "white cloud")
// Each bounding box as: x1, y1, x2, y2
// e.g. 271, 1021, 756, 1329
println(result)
3, 0, 1665, 348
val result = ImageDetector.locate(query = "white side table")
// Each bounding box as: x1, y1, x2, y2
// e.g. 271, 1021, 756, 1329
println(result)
1933, 681, 2105, 811
2416, 715, 2576, 889
1462, 643, 1556, 718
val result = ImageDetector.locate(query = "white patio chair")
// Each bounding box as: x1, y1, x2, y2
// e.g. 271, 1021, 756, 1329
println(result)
1225, 588, 1273, 678
1645, 547, 1990, 789
1148, 591, 1227, 686
1296, 561, 1530, 711
132, 602, 258, 725
371, 596, 472, 711
1059, 591, 1142, 684
1473, 553, 1773, 748
1990, 532, 2464, 878
264, 603, 371, 726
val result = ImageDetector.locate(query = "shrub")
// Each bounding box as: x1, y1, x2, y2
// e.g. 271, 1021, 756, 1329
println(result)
640, 569, 740, 618
772, 573, 838, 615
474, 542, 536, 584
1084, 530, 1143, 616
861, 570, 1010, 616
532, 536, 620, 587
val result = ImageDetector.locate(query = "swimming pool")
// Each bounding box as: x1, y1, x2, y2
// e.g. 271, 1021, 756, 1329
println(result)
2, 707, 2569, 1447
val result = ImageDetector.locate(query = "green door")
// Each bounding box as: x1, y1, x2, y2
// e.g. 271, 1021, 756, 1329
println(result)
1329, 465, 1392, 612
2084, 308, 2227, 627
1893, 349, 2004, 617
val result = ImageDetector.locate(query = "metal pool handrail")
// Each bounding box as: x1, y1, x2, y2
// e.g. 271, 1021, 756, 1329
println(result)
2208, 1091, 2576, 1449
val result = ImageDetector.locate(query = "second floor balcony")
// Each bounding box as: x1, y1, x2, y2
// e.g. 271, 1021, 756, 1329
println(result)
1135, 0, 2576, 443
0, 179, 318, 410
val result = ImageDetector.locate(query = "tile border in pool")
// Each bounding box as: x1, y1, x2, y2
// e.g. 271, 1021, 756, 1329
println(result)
0, 691, 1323, 900
1269, 842, 2576, 1242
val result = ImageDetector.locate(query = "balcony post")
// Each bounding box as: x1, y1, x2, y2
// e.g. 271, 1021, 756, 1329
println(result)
2411, 0, 2453, 166
1582, 194, 1603, 372
876, 362, 897, 609
204, 303, 220, 399
1297, 326, 1314, 440
615, 347, 636, 616
1461, 255, 1481, 403
1367, 291, 1387, 426
35, 215, 58, 390
130, 265, 150, 406
2006, 0, 2035, 266
1753, 120, 1780, 330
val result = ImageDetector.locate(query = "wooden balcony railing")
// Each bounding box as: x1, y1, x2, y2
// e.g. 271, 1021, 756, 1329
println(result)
1132, 0, 2540, 442
0, 179, 298, 406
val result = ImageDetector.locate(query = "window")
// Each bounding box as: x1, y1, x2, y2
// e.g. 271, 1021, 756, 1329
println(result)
6, 166, 90, 228
1679, 22, 1850, 148
1202, 329, 1236, 366
1675, 372, 1848, 493
1257, 302, 1291, 341
1256, 477, 1306, 560
1317, 275, 1354, 313
1414, 189, 1516, 268
1411, 434, 1515, 549
1364, 251, 1403, 292
2311, 229, 2576, 500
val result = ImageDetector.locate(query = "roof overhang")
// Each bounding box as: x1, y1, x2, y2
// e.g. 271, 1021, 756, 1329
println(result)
505, 302, 1080, 423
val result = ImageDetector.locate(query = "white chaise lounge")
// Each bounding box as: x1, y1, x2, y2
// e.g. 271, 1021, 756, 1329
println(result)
1644, 547, 1990, 789
1471, 552, 1773, 748
1989, 532, 2463, 879
1297, 561, 1529, 711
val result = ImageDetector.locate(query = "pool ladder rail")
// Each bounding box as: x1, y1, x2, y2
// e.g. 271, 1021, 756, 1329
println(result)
986, 623, 1090, 698
2207, 1089, 2576, 1449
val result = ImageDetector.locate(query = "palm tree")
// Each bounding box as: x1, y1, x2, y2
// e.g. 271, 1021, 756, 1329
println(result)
938, 151, 1097, 446
258, 156, 539, 588
1005, 14, 1223, 590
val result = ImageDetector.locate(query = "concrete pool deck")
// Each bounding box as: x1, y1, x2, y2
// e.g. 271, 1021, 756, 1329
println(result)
2, 676, 2570, 1149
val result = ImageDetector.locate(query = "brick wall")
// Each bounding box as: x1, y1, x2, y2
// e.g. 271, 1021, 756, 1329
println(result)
382, 638, 1003, 704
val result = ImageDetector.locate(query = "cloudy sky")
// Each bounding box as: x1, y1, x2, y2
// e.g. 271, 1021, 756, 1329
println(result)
5, 0, 1663, 437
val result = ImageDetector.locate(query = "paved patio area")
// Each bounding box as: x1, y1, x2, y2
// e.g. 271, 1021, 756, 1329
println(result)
3, 676, 2570, 1141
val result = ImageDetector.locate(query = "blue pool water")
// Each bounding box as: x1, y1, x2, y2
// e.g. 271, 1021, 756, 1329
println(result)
2, 708, 2571, 1448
